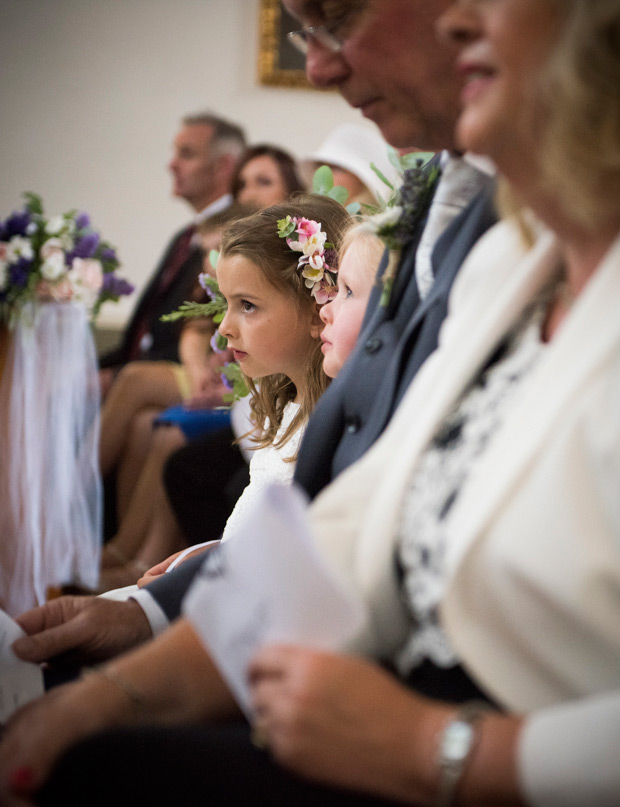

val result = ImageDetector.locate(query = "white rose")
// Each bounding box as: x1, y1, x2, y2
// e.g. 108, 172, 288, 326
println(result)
40, 237, 65, 261
41, 250, 66, 281
45, 215, 65, 235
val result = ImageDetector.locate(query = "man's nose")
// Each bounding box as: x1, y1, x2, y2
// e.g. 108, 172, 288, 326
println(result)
305, 41, 349, 89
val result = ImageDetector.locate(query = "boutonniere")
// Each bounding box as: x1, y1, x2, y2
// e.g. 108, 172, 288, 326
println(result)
361, 150, 440, 306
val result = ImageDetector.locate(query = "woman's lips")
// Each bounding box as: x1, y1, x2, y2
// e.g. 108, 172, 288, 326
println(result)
458, 60, 496, 103
462, 71, 495, 103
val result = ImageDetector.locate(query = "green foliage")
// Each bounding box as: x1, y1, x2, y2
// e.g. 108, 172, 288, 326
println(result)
161, 273, 227, 324
312, 165, 356, 212
219, 361, 250, 403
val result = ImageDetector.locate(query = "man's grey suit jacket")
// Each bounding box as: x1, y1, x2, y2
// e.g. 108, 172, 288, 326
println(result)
147, 182, 497, 621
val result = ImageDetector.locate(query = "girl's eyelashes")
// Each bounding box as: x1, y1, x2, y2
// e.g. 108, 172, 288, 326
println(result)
241, 299, 256, 313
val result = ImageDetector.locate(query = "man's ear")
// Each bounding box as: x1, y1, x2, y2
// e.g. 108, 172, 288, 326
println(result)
217, 153, 238, 185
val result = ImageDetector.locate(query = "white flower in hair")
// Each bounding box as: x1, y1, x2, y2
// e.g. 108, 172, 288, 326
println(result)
276, 215, 339, 303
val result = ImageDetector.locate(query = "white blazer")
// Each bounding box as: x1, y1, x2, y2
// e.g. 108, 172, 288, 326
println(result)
309, 218, 620, 714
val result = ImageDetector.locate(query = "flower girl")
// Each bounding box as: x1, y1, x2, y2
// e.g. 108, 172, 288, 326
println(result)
172, 194, 351, 547
135, 213, 384, 582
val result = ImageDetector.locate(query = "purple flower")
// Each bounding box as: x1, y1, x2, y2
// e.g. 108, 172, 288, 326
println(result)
210, 329, 228, 354
74, 212, 90, 230
10, 258, 32, 288
323, 247, 338, 270
100, 247, 118, 263
102, 273, 134, 297
220, 364, 234, 391
3, 210, 31, 239
70, 231, 100, 260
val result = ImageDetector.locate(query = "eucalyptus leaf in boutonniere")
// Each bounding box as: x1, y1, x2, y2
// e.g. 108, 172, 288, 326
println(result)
361, 149, 440, 306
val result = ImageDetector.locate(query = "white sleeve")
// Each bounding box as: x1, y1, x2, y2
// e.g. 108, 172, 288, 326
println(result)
129, 588, 170, 637
518, 691, 620, 807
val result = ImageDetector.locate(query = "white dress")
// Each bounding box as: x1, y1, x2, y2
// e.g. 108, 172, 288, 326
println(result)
221, 401, 303, 543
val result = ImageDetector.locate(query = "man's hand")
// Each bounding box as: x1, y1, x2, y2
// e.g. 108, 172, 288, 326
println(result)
12, 596, 152, 668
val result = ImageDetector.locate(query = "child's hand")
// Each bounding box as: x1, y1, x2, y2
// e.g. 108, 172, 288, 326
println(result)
136, 553, 182, 587
136, 546, 214, 587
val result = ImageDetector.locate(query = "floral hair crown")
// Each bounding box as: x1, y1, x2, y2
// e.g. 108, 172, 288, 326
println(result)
276, 215, 338, 304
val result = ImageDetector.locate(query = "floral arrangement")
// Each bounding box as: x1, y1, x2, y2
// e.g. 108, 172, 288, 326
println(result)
0, 192, 134, 326
276, 215, 339, 304
361, 149, 440, 305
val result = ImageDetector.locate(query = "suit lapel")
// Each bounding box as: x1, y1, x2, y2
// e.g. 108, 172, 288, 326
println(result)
405, 183, 498, 337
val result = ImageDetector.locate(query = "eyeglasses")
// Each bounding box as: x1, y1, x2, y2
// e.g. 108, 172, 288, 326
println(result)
287, 4, 365, 55
287, 23, 344, 55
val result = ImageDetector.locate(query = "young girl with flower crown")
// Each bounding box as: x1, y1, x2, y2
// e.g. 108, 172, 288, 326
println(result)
211, 194, 351, 542
132, 217, 384, 585
96, 195, 351, 591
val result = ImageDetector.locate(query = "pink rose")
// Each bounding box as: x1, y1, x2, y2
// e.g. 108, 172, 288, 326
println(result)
70, 258, 103, 292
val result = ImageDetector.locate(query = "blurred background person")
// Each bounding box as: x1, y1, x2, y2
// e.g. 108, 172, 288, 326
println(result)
231, 144, 304, 210
98, 112, 246, 399
304, 122, 400, 206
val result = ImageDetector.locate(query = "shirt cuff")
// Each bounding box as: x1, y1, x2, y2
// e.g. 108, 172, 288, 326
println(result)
518, 691, 620, 807
129, 588, 170, 637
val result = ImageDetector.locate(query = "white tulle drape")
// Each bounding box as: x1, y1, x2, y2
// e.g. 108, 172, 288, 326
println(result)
0, 301, 101, 616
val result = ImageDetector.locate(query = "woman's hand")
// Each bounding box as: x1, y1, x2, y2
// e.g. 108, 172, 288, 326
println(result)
248, 646, 445, 805
0, 676, 128, 804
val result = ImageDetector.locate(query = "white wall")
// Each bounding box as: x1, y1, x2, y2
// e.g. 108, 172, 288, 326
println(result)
0, 0, 369, 326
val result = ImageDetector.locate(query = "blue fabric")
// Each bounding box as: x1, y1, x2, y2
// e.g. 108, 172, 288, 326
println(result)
153, 405, 231, 441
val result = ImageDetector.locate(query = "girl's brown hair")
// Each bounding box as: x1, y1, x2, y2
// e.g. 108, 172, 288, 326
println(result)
219, 193, 352, 454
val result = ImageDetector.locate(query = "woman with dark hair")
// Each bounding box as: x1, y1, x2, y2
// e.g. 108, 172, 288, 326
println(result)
231, 144, 305, 210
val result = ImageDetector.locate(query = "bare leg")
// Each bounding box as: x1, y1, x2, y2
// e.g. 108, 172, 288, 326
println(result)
116, 406, 164, 520
100, 361, 183, 477
135, 471, 188, 568
99, 425, 189, 588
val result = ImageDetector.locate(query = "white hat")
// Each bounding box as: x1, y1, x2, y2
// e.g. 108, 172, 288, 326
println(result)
308, 123, 399, 202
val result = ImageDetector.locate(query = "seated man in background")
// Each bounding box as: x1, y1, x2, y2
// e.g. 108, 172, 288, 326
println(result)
99, 111, 246, 398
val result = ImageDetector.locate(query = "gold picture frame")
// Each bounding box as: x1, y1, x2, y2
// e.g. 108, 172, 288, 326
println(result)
258, 0, 315, 89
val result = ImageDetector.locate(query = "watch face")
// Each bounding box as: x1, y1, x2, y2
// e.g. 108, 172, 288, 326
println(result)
442, 720, 475, 763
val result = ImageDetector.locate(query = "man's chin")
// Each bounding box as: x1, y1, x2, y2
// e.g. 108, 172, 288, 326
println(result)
368, 108, 453, 152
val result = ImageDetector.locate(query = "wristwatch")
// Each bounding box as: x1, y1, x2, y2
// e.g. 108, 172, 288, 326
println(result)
436, 701, 490, 807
